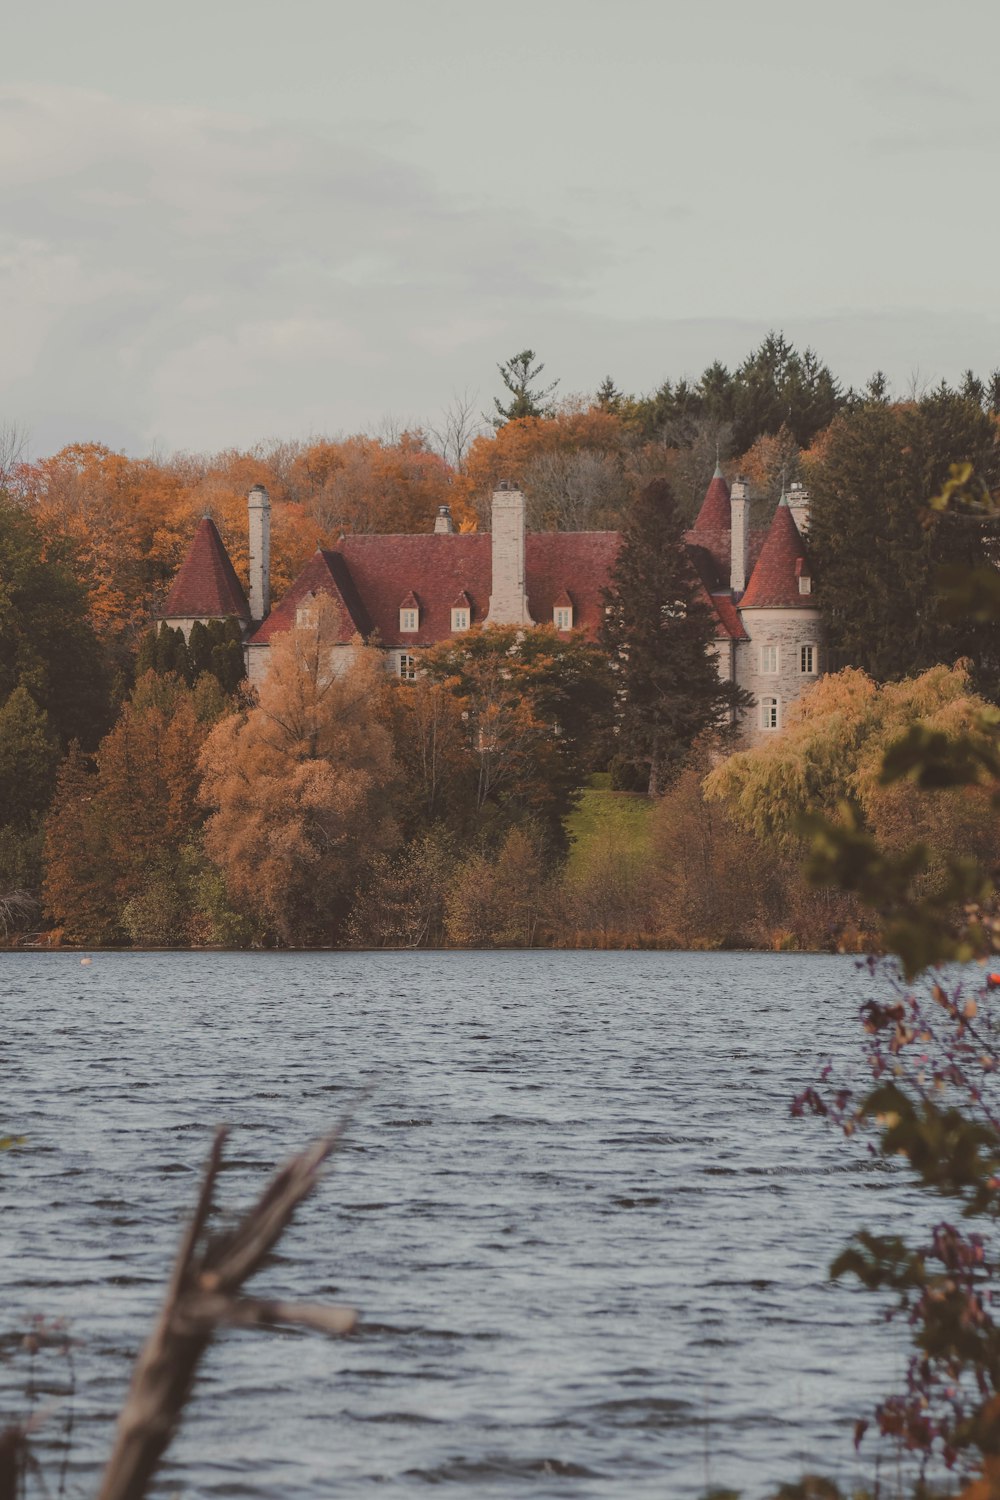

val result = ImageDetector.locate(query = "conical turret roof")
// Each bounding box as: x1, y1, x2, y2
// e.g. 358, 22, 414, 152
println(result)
692, 463, 732, 531
739, 498, 810, 609
162, 517, 250, 621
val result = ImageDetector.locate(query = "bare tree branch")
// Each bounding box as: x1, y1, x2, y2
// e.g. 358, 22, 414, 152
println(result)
96, 1125, 355, 1500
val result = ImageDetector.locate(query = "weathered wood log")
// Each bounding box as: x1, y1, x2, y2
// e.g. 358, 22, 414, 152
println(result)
96, 1125, 356, 1500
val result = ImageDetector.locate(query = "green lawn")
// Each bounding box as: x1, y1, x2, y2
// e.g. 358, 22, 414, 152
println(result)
564, 778, 655, 878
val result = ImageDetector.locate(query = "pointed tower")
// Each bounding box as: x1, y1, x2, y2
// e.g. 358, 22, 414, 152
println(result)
736, 496, 822, 740
692, 462, 732, 531
159, 516, 250, 639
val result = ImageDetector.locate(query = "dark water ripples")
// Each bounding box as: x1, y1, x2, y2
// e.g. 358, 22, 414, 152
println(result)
1, 950, 931, 1497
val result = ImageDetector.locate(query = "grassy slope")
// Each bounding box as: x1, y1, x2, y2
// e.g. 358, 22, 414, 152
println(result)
564, 775, 654, 878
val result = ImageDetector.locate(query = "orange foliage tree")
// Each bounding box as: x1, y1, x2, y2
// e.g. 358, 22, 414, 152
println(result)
198, 609, 400, 945
457, 406, 631, 528
286, 431, 466, 535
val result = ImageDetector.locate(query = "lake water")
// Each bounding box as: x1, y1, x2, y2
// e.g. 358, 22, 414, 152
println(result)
1, 950, 932, 1498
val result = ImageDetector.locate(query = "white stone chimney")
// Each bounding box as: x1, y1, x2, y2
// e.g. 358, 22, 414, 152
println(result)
730, 475, 751, 595
248, 483, 271, 622
485, 481, 534, 626
434, 504, 455, 534
787, 481, 810, 535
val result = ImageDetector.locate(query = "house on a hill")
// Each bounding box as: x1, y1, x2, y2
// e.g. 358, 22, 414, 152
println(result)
160, 473, 822, 741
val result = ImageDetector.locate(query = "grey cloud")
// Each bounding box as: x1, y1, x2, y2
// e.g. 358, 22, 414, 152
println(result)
0, 85, 602, 452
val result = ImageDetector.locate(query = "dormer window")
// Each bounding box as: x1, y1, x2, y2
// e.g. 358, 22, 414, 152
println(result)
399, 590, 420, 633
450, 591, 472, 632
795, 558, 812, 595
553, 590, 574, 631
295, 593, 318, 630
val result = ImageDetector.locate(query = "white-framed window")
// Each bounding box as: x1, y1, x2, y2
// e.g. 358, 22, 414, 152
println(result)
760, 644, 779, 674
398, 653, 417, 681
760, 696, 779, 731
800, 643, 817, 675
798, 574, 812, 595
295, 600, 318, 630
451, 607, 470, 631
553, 605, 573, 630
400, 607, 418, 633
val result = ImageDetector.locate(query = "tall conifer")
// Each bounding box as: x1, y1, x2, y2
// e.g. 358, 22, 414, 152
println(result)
601, 480, 750, 794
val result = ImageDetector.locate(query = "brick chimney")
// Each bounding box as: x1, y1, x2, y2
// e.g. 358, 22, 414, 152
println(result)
730, 475, 751, 595
248, 484, 271, 622
485, 481, 534, 626
786, 481, 810, 535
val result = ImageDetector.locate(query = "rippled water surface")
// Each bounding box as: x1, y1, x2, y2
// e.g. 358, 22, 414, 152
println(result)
1, 950, 928, 1498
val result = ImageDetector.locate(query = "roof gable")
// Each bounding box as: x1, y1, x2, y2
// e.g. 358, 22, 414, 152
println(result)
162, 517, 250, 621
247, 549, 371, 645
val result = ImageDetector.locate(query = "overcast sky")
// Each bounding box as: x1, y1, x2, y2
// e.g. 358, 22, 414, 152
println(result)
3, 0, 998, 457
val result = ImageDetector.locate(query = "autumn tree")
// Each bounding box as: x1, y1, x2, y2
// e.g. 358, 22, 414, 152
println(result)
419, 624, 613, 853
42, 673, 229, 945
705, 662, 1000, 881
805, 393, 1000, 690
458, 406, 631, 530
601, 479, 750, 794
199, 607, 400, 946
491, 350, 559, 427
286, 432, 464, 536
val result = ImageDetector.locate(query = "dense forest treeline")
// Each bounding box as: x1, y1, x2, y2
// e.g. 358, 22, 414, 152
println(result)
0, 332, 998, 946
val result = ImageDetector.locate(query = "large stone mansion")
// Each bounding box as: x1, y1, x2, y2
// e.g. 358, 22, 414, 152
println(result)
160, 471, 823, 741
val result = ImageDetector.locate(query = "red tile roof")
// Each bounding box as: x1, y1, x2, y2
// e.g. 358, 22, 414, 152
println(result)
161, 517, 250, 621
247, 549, 372, 645
693, 466, 732, 531
710, 594, 749, 640
247, 531, 621, 649
739, 501, 810, 608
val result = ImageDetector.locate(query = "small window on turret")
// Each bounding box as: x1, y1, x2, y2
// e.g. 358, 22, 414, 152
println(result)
800, 644, 817, 674
799, 575, 812, 595
760, 645, 779, 674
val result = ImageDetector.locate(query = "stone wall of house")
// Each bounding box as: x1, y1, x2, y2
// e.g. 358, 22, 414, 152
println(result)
735, 605, 824, 743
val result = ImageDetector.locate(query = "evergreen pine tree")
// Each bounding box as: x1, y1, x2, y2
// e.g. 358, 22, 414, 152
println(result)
492, 350, 559, 427
187, 619, 213, 680
808, 391, 1000, 692
601, 480, 751, 794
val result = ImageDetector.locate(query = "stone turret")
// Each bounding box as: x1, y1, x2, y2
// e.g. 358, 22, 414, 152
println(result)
485, 481, 534, 626
248, 484, 271, 623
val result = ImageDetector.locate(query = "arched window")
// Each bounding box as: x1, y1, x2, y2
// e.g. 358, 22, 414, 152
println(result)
760, 696, 779, 731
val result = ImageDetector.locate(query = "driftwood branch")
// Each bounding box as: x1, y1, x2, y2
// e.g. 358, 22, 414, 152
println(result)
96, 1125, 356, 1500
